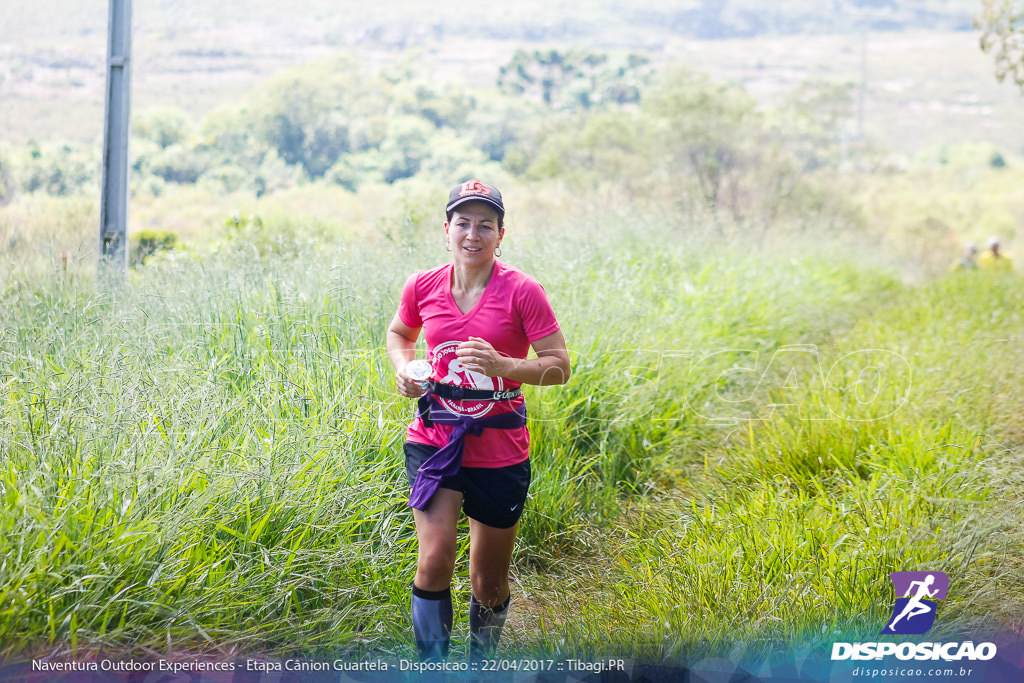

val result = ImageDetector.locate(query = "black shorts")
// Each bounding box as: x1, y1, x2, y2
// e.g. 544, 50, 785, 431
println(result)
404, 442, 531, 529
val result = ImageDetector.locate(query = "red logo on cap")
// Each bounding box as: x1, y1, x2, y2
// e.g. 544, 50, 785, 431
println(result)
459, 180, 490, 197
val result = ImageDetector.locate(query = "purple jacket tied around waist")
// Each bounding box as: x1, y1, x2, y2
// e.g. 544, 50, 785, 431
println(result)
408, 395, 528, 511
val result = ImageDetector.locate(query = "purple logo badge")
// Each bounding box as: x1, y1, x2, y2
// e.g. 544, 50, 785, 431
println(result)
881, 571, 949, 635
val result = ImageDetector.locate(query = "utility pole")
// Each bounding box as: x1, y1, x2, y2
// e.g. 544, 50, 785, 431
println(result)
99, 0, 132, 278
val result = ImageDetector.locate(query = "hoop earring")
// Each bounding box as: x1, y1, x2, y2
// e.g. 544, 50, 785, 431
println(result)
495, 245, 502, 257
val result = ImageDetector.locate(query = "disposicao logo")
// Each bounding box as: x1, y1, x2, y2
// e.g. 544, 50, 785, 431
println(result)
831, 571, 998, 663
881, 571, 949, 635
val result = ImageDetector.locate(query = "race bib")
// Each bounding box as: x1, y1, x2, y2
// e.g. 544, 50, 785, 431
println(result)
430, 340, 505, 418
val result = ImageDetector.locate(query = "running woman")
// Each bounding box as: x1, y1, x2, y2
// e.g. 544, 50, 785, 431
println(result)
386, 180, 571, 662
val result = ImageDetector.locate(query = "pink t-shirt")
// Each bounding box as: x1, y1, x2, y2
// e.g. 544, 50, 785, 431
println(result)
398, 260, 561, 467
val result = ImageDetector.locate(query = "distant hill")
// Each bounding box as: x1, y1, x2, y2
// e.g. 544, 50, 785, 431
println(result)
2, 0, 1018, 154
3, 0, 979, 44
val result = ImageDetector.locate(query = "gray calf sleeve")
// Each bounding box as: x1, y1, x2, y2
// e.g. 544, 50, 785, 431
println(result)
411, 584, 453, 662
469, 593, 510, 660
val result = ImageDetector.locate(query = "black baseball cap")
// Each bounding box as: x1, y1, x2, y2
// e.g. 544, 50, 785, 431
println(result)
446, 179, 504, 219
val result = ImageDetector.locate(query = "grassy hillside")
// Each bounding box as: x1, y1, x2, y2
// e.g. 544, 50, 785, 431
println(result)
0, 192, 1021, 663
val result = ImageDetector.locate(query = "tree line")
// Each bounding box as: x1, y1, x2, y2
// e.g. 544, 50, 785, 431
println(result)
0, 48, 862, 230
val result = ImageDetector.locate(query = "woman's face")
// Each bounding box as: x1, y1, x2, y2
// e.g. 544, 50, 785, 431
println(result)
445, 201, 503, 266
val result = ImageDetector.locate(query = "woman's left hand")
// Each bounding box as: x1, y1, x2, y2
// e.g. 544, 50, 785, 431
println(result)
456, 337, 508, 378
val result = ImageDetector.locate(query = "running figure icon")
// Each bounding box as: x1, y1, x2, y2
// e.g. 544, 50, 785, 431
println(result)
887, 574, 938, 631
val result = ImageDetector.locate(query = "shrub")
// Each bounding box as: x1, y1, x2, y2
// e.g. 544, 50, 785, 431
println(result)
130, 228, 179, 267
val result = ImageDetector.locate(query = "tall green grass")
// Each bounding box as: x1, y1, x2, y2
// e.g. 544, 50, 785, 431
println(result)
1, 203, 1021, 662
515, 266, 1023, 663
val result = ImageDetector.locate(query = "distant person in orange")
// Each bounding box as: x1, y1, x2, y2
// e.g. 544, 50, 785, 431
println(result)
949, 242, 978, 272
979, 236, 1013, 272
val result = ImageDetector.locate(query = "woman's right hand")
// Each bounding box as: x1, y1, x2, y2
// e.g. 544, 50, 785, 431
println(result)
387, 313, 426, 399
395, 365, 428, 399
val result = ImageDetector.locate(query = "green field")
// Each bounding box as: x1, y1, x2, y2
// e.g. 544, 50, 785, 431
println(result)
1, 189, 1021, 663
1, 0, 1023, 671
